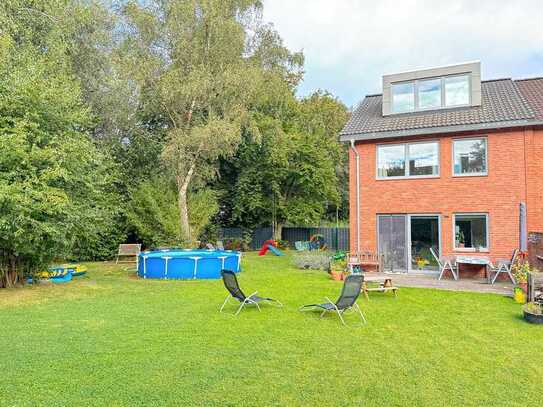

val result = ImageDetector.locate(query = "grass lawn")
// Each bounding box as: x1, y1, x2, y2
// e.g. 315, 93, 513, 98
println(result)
1, 252, 541, 406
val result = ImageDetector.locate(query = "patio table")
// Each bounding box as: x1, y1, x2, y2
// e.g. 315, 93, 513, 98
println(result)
455, 256, 492, 282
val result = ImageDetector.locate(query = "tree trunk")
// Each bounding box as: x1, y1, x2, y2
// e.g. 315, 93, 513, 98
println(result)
273, 222, 283, 241
177, 163, 195, 244
1, 256, 19, 288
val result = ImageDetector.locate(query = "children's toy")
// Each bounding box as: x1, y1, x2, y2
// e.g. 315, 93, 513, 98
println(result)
258, 240, 284, 256
28, 264, 87, 284
332, 251, 346, 261
309, 234, 327, 251
48, 264, 87, 277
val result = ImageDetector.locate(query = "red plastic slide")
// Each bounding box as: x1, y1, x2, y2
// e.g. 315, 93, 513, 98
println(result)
258, 239, 277, 256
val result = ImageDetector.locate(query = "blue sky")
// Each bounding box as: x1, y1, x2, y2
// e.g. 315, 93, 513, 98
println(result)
263, 0, 543, 108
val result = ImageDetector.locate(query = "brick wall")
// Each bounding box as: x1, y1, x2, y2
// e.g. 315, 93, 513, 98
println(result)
525, 129, 543, 232
348, 128, 542, 277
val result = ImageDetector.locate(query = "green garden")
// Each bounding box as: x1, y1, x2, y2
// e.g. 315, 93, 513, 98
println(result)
1, 2, 542, 406
1, 253, 542, 406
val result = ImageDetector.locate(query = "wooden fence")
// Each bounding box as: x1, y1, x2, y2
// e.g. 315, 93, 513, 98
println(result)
528, 232, 543, 270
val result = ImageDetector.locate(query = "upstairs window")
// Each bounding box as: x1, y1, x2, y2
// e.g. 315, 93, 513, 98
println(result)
408, 142, 439, 176
377, 142, 439, 178
418, 78, 442, 109
377, 144, 406, 177
391, 74, 471, 113
445, 75, 470, 106
453, 138, 487, 176
391, 82, 415, 113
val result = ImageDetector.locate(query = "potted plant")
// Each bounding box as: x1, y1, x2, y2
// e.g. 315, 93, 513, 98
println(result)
455, 231, 465, 248
415, 256, 429, 270
512, 261, 531, 293
523, 301, 543, 324
330, 259, 346, 281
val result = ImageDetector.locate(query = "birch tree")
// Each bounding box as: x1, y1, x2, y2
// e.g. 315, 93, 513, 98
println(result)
119, 0, 302, 244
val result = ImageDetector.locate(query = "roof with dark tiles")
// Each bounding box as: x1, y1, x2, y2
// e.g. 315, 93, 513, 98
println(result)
516, 78, 543, 120
340, 77, 543, 140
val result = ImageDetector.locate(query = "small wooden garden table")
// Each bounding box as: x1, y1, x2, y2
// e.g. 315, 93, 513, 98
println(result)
361, 275, 398, 300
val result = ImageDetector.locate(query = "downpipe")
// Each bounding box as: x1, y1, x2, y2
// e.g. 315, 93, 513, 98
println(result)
349, 139, 360, 254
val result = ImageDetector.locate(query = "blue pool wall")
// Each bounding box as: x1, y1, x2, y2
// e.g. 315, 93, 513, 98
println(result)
137, 249, 241, 279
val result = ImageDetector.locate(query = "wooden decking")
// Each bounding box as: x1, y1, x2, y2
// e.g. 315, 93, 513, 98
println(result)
363, 272, 514, 295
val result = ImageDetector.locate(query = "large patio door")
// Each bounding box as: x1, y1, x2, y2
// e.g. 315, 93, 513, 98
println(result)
378, 215, 408, 272
409, 215, 440, 272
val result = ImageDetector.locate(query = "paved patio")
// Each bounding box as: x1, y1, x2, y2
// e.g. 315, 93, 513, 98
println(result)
364, 272, 514, 296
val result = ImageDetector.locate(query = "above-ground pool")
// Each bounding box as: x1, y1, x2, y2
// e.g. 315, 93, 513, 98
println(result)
137, 249, 241, 279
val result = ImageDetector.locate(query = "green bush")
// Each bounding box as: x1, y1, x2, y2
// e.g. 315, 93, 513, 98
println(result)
125, 178, 219, 249
293, 252, 331, 271
0, 31, 121, 286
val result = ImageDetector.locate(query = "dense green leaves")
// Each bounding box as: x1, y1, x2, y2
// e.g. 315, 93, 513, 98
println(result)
125, 179, 219, 248
227, 92, 349, 236
0, 0, 349, 286
0, 1, 121, 286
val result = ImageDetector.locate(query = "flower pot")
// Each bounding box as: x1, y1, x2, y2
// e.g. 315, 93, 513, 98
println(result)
523, 310, 543, 324
330, 271, 342, 281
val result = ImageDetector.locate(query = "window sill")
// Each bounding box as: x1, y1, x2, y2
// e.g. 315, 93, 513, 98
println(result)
452, 173, 488, 178
453, 248, 489, 253
376, 175, 440, 181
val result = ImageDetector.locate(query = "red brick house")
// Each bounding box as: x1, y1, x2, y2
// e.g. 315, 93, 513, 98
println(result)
340, 62, 543, 275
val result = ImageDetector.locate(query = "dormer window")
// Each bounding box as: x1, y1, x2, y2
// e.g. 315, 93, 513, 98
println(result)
418, 78, 442, 109
391, 74, 471, 113
391, 83, 415, 113
444, 75, 470, 106
383, 62, 481, 116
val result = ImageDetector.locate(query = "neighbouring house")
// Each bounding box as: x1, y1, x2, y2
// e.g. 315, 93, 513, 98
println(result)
340, 61, 543, 276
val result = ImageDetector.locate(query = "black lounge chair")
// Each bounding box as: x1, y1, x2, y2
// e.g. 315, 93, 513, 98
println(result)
220, 269, 282, 315
299, 274, 366, 326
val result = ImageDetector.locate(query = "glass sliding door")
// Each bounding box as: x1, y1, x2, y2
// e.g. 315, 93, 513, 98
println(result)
378, 215, 408, 272
409, 215, 440, 272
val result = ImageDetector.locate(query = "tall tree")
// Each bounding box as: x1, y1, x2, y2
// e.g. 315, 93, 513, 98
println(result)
118, 0, 302, 244
0, 1, 121, 287
228, 91, 349, 239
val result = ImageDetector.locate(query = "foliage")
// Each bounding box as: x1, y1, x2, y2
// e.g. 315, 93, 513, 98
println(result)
293, 251, 331, 271
188, 189, 220, 243
331, 259, 347, 273
222, 238, 250, 252
524, 302, 542, 315
512, 261, 537, 284
117, 0, 303, 243
126, 178, 219, 248
0, 15, 121, 286
125, 179, 181, 248
228, 92, 348, 238
0, 0, 349, 282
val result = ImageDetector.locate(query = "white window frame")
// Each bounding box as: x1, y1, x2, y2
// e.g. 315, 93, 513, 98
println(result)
452, 136, 488, 177
390, 73, 471, 114
452, 213, 490, 252
376, 140, 440, 180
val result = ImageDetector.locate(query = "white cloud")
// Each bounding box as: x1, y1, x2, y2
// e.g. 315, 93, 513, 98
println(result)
262, 0, 543, 106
